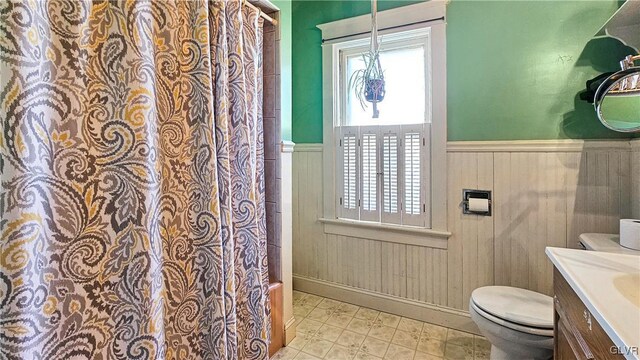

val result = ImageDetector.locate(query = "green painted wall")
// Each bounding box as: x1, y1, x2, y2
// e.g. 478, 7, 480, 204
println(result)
274, 0, 293, 141
292, 0, 635, 143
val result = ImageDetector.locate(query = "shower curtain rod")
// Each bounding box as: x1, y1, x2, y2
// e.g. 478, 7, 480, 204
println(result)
244, 0, 278, 25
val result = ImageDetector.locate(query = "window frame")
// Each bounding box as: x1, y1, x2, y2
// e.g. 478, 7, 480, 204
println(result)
319, 1, 448, 236
336, 33, 432, 228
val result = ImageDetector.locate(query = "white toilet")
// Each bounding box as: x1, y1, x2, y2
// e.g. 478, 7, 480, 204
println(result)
469, 286, 554, 360
470, 233, 638, 360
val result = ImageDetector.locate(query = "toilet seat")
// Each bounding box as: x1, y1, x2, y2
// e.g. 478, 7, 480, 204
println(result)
471, 286, 554, 337
471, 301, 554, 337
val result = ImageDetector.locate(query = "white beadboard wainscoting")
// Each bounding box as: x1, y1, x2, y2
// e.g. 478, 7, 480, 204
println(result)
292, 140, 640, 334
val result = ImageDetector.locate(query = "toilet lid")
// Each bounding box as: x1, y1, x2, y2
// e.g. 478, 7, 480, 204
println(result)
471, 286, 554, 329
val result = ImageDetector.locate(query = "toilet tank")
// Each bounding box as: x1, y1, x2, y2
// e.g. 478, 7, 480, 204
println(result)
577, 233, 640, 254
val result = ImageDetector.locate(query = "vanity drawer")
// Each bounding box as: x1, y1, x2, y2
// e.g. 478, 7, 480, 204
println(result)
553, 269, 624, 359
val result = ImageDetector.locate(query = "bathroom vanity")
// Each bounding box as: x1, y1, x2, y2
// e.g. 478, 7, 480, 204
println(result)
547, 248, 640, 360
553, 268, 624, 359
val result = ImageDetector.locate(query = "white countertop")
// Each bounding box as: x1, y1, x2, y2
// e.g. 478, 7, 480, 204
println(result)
546, 247, 640, 360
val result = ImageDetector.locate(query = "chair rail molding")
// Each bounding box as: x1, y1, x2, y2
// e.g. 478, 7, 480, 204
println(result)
447, 139, 632, 152
293, 143, 323, 152
281, 140, 295, 153
295, 139, 636, 154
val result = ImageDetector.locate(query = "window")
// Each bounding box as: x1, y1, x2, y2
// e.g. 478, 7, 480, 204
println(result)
335, 31, 431, 228
319, 1, 447, 234
344, 44, 426, 126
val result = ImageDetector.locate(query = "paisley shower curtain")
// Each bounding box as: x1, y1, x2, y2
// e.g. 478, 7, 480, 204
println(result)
0, 0, 270, 359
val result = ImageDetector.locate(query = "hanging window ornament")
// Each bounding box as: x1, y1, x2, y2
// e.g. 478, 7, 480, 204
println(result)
349, 0, 385, 118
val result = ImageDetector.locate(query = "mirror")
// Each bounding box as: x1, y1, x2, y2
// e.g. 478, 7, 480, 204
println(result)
594, 67, 640, 132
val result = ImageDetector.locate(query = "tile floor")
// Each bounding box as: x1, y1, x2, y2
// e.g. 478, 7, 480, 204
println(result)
273, 291, 491, 360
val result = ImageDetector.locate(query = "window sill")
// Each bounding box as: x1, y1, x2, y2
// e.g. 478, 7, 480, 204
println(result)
318, 218, 450, 249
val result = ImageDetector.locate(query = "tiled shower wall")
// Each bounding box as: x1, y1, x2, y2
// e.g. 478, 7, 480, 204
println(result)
264, 13, 282, 282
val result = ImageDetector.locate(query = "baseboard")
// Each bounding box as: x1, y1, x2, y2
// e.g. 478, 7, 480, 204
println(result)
293, 275, 480, 335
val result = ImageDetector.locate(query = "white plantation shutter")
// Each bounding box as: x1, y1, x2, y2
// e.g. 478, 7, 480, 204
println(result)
360, 127, 378, 221
401, 124, 428, 227
338, 127, 359, 219
336, 125, 429, 227
381, 126, 401, 224
405, 132, 421, 213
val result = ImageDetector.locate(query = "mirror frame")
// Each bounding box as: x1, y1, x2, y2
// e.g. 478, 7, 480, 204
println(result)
594, 67, 640, 133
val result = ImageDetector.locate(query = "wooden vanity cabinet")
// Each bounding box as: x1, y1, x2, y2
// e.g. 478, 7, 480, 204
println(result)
553, 269, 624, 360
